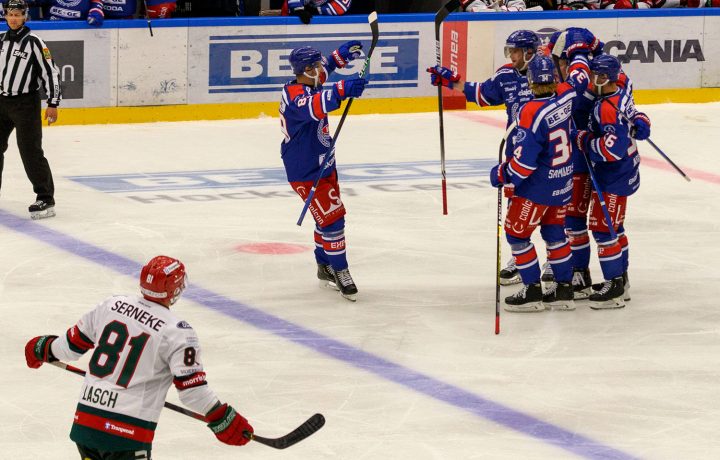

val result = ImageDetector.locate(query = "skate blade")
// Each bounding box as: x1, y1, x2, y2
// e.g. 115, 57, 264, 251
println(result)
30, 208, 55, 220
503, 302, 544, 313
318, 280, 340, 291
589, 298, 625, 310
499, 275, 522, 286
545, 300, 576, 311
340, 292, 357, 302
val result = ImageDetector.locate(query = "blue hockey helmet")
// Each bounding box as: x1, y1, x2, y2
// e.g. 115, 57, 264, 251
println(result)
589, 54, 620, 82
527, 56, 556, 85
289, 46, 322, 75
504, 29, 541, 57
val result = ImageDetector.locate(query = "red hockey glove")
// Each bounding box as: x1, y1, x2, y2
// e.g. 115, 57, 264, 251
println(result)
426, 66, 461, 89
206, 403, 253, 446
25, 335, 58, 369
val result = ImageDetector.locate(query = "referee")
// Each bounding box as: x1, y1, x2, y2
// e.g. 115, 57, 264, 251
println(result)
0, 0, 61, 219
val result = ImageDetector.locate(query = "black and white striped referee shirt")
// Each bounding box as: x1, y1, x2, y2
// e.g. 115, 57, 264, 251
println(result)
0, 25, 61, 107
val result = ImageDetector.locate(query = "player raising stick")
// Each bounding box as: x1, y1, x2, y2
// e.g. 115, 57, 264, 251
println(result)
279, 43, 367, 301
24, 256, 254, 459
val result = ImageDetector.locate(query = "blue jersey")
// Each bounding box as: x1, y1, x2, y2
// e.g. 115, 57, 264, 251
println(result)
505, 56, 591, 206
572, 71, 632, 175
585, 87, 640, 197
279, 60, 346, 183
463, 64, 532, 159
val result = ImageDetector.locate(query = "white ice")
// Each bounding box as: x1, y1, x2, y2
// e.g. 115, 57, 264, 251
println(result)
1, 102, 720, 460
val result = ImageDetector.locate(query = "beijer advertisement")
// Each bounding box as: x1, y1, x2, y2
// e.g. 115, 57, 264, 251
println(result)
187, 22, 436, 104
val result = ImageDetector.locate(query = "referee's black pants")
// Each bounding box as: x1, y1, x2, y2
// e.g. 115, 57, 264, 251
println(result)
0, 91, 54, 203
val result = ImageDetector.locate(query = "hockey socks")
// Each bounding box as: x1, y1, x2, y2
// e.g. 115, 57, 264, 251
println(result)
566, 216, 591, 270
594, 232, 624, 281
510, 241, 541, 285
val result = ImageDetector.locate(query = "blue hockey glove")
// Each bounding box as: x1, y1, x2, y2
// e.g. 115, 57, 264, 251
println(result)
331, 40, 363, 69
426, 66, 461, 89
565, 27, 604, 58
490, 162, 510, 188
631, 112, 651, 140
333, 78, 367, 100
87, 1, 104, 27
288, 0, 313, 24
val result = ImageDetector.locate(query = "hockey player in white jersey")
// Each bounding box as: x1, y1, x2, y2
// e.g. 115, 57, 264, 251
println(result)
24, 255, 253, 460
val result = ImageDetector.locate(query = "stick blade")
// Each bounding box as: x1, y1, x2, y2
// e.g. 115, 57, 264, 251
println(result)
435, 0, 461, 23
251, 413, 326, 450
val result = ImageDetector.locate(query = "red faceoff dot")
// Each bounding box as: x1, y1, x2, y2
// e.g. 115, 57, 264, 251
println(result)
234, 242, 310, 255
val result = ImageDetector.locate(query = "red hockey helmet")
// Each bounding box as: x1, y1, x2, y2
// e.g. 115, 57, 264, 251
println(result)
140, 255, 187, 307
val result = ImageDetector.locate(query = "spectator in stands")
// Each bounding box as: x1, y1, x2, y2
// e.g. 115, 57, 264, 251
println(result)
283, 0, 351, 24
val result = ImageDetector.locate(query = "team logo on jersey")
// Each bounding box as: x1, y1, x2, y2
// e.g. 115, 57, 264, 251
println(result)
42, 48, 52, 60
177, 321, 193, 329
603, 124, 616, 134
512, 129, 526, 145
12, 50, 28, 59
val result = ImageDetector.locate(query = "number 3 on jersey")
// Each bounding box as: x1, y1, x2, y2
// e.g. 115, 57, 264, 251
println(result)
89, 321, 150, 388
549, 129, 571, 167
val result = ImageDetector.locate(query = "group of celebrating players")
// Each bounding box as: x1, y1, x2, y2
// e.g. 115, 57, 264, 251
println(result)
281, 26, 649, 312
427, 27, 648, 312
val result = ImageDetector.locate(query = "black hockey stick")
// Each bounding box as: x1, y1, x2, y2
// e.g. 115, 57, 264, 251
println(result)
142, 0, 154, 37
603, 97, 690, 182
296, 11, 380, 226
434, 0, 461, 215
50, 361, 325, 449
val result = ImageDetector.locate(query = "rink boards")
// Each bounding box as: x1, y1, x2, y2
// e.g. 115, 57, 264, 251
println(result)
29, 9, 720, 124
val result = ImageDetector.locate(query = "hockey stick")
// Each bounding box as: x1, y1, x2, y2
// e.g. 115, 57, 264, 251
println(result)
434, 0, 461, 215
603, 97, 690, 182
494, 120, 516, 335
296, 12, 380, 226
579, 150, 617, 241
50, 361, 325, 449
142, 0, 154, 37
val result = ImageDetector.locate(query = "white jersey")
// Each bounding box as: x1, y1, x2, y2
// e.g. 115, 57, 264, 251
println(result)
51, 294, 219, 451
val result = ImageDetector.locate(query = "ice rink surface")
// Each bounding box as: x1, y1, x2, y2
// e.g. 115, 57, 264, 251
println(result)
2, 102, 720, 459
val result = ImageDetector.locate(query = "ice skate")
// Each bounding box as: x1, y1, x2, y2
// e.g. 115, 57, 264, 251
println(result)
589, 276, 625, 309
332, 267, 358, 302
499, 257, 521, 286
317, 264, 338, 291
572, 267, 592, 300
541, 261, 554, 283
593, 271, 630, 301
29, 200, 55, 220
542, 282, 575, 311
504, 283, 544, 312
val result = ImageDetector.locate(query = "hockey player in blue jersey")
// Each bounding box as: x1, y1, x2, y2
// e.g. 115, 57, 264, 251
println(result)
571, 54, 644, 310
551, 28, 650, 304
427, 29, 541, 286
280, 43, 366, 301
488, 52, 592, 312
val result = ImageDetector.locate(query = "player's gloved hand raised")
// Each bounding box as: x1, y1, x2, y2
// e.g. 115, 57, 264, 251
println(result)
564, 27, 604, 58
631, 112, 651, 140
206, 403, 253, 446
25, 335, 58, 369
86, 1, 104, 26
333, 78, 367, 100
426, 66, 461, 89
288, 0, 313, 24
490, 162, 510, 188
331, 41, 363, 69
